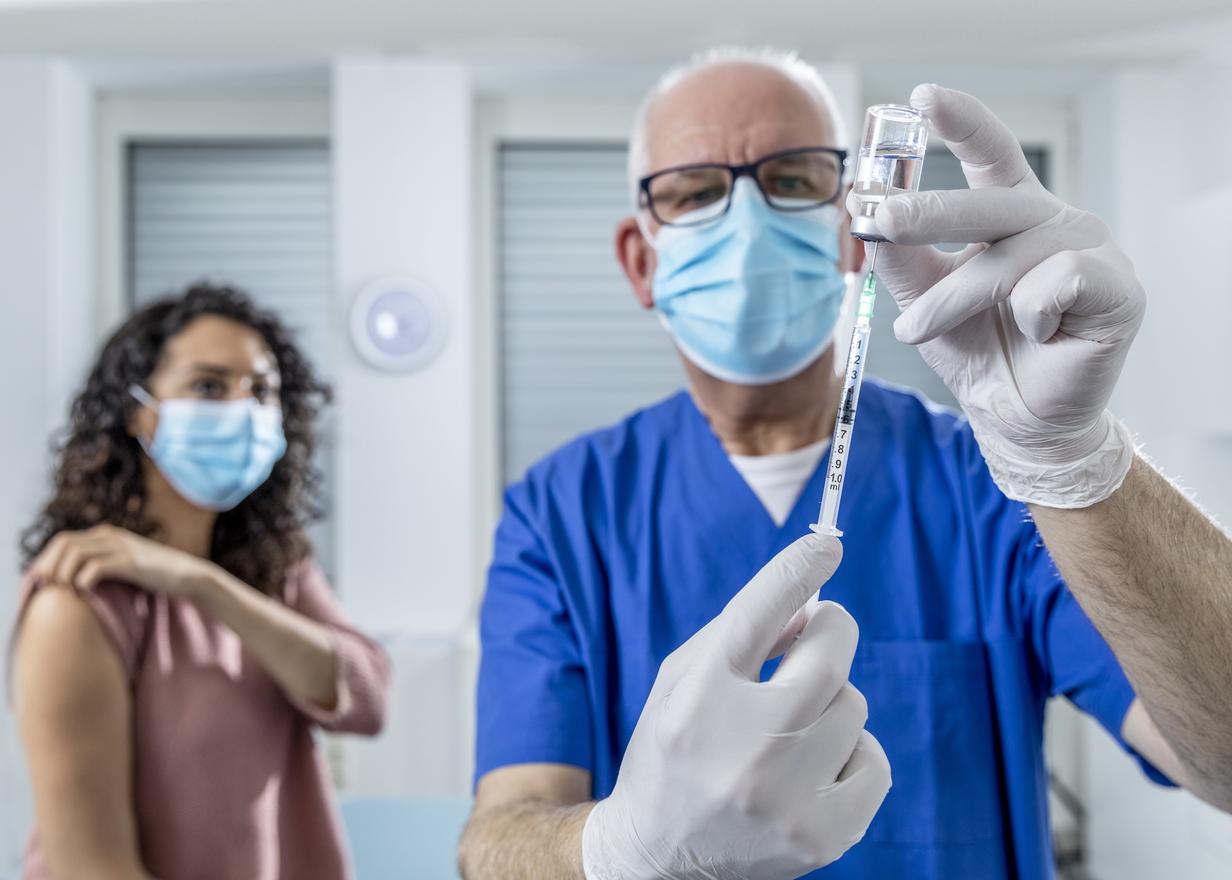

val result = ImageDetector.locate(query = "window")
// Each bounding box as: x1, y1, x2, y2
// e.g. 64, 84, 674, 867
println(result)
498, 144, 684, 482
127, 141, 336, 574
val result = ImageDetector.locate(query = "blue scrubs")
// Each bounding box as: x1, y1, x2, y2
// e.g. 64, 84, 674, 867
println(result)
476, 382, 1166, 879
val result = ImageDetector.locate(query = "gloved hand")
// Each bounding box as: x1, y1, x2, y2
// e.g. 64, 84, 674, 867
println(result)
582, 533, 891, 880
861, 84, 1145, 508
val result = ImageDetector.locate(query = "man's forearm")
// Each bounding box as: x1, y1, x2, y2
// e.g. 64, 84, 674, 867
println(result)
458, 799, 593, 880
1030, 453, 1232, 807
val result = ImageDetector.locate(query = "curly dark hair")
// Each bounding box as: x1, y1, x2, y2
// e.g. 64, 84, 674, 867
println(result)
19, 283, 332, 596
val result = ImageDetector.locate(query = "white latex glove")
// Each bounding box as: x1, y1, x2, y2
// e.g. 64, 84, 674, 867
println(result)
582, 534, 891, 880
859, 84, 1145, 508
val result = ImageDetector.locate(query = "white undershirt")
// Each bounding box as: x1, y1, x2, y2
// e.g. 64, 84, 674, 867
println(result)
728, 439, 829, 527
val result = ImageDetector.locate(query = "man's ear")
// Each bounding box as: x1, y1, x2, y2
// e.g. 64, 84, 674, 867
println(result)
615, 216, 656, 310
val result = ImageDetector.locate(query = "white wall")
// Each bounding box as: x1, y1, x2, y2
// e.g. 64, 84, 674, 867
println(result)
0, 58, 94, 877
329, 58, 479, 796
1077, 62, 1232, 880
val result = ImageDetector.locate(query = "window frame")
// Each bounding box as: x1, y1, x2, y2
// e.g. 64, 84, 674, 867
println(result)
96, 91, 331, 340
473, 94, 643, 541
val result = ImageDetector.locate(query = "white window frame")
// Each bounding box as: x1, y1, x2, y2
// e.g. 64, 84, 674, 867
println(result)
95, 91, 331, 339
96, 90, 337, 553
454, 95, 641, 789
472, 94, 641, 543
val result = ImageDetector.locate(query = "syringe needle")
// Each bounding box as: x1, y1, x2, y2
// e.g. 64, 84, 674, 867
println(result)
868, 240, 881, 276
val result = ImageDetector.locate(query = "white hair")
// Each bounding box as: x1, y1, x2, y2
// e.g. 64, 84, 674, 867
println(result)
627, 47, 850, 206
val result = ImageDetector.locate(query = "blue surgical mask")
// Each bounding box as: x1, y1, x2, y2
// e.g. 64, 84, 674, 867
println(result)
130, 385, 288, 512
650, 178, 846, 385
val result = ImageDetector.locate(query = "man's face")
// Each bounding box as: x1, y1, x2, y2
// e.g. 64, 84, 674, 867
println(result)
615, 61, 859, 314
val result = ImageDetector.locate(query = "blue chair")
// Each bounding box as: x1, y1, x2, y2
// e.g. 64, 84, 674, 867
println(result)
341, 796, 472, 880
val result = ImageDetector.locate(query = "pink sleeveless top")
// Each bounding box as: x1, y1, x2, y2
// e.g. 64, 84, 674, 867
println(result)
12, 561, 391, 880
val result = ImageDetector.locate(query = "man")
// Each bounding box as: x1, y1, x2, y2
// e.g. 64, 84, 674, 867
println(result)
459, 49, 1232, 880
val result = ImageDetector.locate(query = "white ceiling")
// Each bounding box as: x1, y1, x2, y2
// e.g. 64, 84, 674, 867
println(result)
0, 0, 1230, 65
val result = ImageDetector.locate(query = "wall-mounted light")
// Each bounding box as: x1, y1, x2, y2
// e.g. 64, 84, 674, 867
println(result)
349, 277, 449, 373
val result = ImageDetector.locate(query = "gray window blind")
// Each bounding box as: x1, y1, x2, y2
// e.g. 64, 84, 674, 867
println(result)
128, 141, 336, 575
499, 145, 685, 482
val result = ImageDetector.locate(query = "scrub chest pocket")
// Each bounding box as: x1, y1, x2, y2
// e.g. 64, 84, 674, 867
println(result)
852, 640, 1006, 854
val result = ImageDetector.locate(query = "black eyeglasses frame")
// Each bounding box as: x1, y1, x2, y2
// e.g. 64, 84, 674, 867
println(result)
637, 146, 849, 228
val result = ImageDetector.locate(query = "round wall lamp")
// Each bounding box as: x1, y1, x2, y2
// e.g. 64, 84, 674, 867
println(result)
349, 278, 449, 373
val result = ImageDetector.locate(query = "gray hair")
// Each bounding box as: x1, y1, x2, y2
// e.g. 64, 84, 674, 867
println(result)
627, 47, 850, 206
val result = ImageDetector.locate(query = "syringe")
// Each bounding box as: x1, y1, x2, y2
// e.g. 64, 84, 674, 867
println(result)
811, 245, 881, 538
811, 102, 928, 538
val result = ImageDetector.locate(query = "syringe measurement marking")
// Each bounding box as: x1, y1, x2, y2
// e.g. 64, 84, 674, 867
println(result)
824, 330, 868, 491
815, 263, 879, 535
826, 426, 849, 490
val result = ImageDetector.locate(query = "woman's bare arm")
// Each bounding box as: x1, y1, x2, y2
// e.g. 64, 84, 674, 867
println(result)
15, 587, 154, 880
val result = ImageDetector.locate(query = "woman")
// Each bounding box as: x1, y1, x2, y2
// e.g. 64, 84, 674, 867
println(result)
10, 284, 390, 880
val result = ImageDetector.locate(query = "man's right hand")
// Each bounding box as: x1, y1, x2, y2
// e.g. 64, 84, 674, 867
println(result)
581, 533, 891, 880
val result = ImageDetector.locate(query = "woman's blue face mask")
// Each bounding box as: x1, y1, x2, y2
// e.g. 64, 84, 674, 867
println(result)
130, 384, 287, 512
649, 178, 846, 386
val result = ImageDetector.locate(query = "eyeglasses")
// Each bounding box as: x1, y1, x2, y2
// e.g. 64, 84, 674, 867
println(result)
638, 146, 848, 228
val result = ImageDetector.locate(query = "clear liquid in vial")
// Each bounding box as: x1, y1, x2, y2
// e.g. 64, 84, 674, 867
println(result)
852, 146, 924, 213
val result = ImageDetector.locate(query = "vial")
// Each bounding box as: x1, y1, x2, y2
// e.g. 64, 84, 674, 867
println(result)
849, 104, 929, 242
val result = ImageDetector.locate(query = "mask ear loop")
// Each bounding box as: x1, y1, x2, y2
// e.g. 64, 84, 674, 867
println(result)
129, 384, 159, 411
128, 384, 160, 452
635, 185, 659, 249
636, 212, 657, 249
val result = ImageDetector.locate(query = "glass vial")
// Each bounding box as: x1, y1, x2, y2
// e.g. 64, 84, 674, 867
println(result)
849, 104, 929, 241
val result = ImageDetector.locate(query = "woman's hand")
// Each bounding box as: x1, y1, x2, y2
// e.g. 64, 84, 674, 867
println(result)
30, 525, 215, 600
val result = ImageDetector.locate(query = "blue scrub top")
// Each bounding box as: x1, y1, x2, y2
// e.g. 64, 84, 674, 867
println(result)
476, 382, 1166, 879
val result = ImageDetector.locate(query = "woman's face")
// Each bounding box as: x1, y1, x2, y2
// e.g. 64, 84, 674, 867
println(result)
129, 315, 282, 443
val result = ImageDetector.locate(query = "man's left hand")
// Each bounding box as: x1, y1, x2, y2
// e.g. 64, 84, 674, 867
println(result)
861, 84, 1146, 508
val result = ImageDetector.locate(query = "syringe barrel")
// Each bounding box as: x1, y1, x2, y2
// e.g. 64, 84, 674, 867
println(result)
814, 321, 873, 536
850, 104, 929, 242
